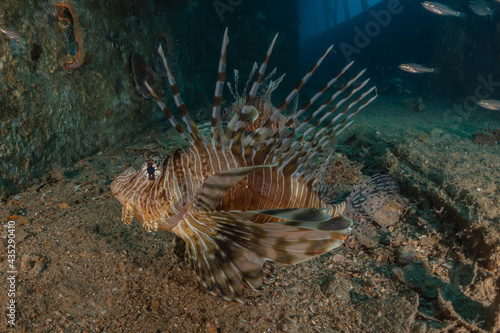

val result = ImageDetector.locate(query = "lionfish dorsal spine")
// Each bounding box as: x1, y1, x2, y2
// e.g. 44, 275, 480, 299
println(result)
264, 73, 285, 99
292, 89, 378, 183
144, 81, 195, 145
280, 60, 354, 135
227, 81, 236, 101
223, 33, 279, 155
157, 45, 206, 145
242, 44, 334, 162
232, 69, 239, 98
243, 62, 258, 97
279, 68, 371, 162
211, 27, 229, 149
277, 44, 333, 112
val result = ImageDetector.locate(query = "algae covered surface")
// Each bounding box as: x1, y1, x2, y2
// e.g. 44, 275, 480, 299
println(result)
0, 96, 499, 332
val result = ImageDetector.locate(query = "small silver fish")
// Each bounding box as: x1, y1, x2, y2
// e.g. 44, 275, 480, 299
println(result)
469, 0, 495, 18
421, 1, 467, 18
399, 63, 437, 74
0, 27, 22, 40
477, 99, 500, 110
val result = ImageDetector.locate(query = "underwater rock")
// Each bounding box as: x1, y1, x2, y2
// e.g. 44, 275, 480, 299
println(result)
472, 131, 497, 146
321, 275, 351, 305
359, 295, 417, 333
493, 128, 500, 141
404, 97, 426, 113
20, 254, 45, 277
374, 200, 403, 228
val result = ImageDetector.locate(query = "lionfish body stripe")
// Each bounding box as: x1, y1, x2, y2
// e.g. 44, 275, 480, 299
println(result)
111, 30, 398, 302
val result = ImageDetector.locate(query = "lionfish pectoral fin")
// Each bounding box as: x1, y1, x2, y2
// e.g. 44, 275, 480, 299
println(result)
275, 215, 353, 231
196, 163, 278, 212
208, 212, 351, 264
247, 207, 332, 222
178, 214, 268, 302
121, 204, 134, 225
182, 210, 352, 302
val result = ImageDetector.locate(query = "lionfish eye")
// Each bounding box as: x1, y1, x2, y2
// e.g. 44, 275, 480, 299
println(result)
147, 165, 156, 181
145, 160, 160, 182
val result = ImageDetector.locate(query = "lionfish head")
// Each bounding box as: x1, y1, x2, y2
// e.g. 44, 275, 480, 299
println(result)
111, 156, 174, 231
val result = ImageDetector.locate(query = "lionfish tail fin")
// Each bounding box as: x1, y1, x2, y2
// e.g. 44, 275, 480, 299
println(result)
344, 174, 398, 223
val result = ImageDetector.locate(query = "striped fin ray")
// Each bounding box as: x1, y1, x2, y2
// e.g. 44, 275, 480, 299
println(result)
264, 67, 277, 83
243, 62, 258, 97
157, 45, 205, 145
277, 70, 375, 176
227, 69, 238, 100
144, 81, 195, 145
223, 33, 279, 155
283, 87, 377, 182
279, 68, 368, 162
286, 83, 377, 178
211, 28, 229, 149
248, 207, 332, 222
276, 215, 352, 231
247, 61, 354, 163
233, 69, 239, 97
277, 44, 334, 112
242, 45, 334, 162
298, 87, 378, 183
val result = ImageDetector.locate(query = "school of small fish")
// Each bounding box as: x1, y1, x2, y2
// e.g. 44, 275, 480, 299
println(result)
398, 1, 500, 111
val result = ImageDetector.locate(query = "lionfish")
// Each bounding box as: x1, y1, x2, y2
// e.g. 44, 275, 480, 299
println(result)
111, 29, 397, 302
